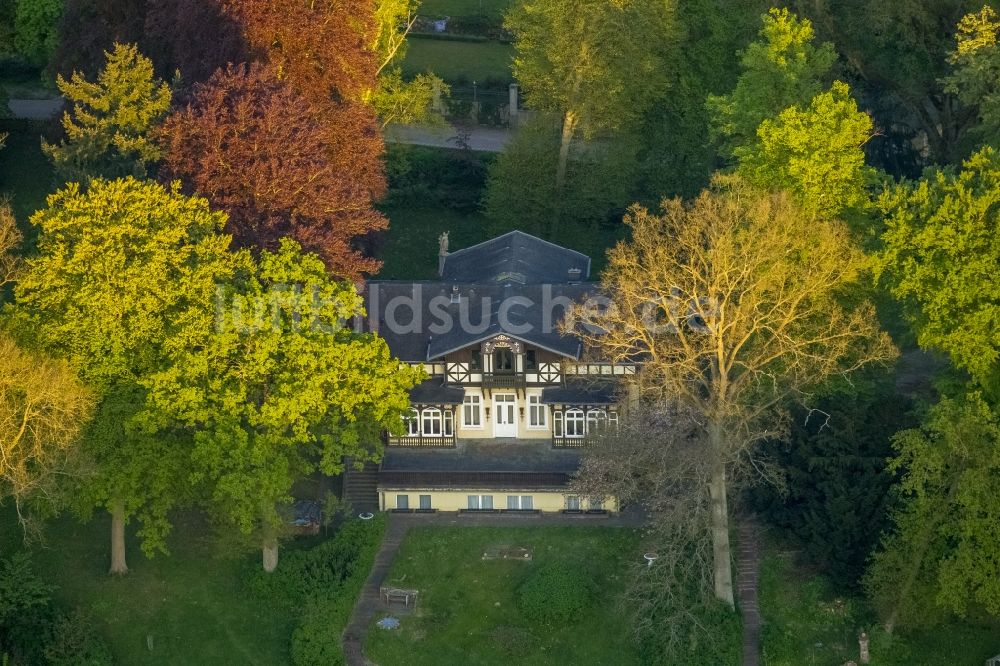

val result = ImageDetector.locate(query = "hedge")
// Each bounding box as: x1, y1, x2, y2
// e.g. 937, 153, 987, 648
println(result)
247, 516, 386, 666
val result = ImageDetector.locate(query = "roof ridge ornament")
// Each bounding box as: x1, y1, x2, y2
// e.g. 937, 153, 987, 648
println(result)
438, 231, 450, 277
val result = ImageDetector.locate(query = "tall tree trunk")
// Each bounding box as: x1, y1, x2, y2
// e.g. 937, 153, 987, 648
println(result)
708, 458, 734, 608
261, 502, 280, 573
883, 477, 960, 633
551, 109, 577, 239
262, 538, 279, 573
109, 499, 128, 575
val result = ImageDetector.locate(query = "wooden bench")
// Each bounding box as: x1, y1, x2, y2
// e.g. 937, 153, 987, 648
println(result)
380, 586, 419, 608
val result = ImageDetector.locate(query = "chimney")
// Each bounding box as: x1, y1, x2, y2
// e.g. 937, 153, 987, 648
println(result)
567, 267, 582, 281
438, 231, 450, 276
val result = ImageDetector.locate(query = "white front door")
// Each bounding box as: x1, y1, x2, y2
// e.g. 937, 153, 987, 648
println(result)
493, 394, 517, 438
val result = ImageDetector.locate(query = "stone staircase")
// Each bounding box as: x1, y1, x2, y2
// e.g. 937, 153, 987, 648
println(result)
344, 463, 380, 514
738, 518, 762, 666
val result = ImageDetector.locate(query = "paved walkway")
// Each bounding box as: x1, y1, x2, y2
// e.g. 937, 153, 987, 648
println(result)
341, 510, 643, 666
7, 98, 63, 120
384, 122, 514, 153
737, 517, 763, 666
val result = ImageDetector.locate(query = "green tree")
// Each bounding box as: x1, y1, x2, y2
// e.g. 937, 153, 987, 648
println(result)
0, 334, 93, 540
504, 0, 669, 234
13, 0, 62, 68
568, 177, 894, 607
368, 0, 447, 127
796, 0, 996, 167
866, 392, 1000, 631
875, 146, 1000, 389
753, 377, 914, 588
706, 8, 836, 159
634, 0, 770, 200
0, 552, 56, 661
11, 177, 236, 573
944, 5, 1000, 148
0, 201, 19, 292
43, 43, 172, 184
735, 80, 876, 218
141, 239, 422, 572
484, 116, 638, 244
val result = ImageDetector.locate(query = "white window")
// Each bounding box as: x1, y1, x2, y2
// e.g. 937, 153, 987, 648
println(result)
507, 495, 533, 510
609, 411, 619, 429
422, 408, 442, 436
419, 495, 432, 510
554, 411, 563, 437
462, 395, 482, 428
565, 409, 585, 438
566, 496, 581, 511
589, 497, 604, 511
404, 408, 419, 436
528, 395, 547, 428
467, 495, 494, 510
444, 409, 454, 436
586, 409, 608, 433
396, 494, 409, 510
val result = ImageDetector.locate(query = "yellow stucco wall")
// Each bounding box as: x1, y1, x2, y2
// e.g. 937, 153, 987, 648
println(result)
379, 489, 617, 513
455, 388, 554, 440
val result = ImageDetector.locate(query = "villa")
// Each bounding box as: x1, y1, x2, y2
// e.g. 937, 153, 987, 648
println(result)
347, 231, 636, 515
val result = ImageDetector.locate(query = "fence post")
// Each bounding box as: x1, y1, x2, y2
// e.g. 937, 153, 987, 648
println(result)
509, 83, 519, 128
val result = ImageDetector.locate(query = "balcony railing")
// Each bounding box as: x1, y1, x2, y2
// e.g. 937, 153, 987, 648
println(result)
387, 434, 457, 448
552, 436, 588, 448
482, 372, 526, 390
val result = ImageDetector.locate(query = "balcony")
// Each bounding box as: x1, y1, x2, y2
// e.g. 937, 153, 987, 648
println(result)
386, 433, 457, 448
482, 372, 526, 390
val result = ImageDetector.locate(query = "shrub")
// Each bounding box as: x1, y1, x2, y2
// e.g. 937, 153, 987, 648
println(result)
243, 515, 385, 666
0, 553, 57, 662
43, 610, 114, 666
515, 563, 595, 625
0, 554, 113, 665
247, 517, 386, 607
445, 16, 509, 40
408, 32, 489, 44
382, 144, 491, 214
289, 592, 355, 666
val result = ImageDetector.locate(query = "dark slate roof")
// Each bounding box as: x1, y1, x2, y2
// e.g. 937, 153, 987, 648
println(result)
441, 231, 591, 284
381, 438, 581, 474
540, 380, 618, 406
365, 281, 597, 361
409, 378, 465, 405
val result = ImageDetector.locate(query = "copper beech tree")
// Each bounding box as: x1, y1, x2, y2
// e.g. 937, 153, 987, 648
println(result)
159, 64, 387, 280
230, 0, 379, 109
567, 177, 895, 608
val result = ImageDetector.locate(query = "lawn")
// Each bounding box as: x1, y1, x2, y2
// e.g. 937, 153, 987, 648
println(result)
0, 510, 295, 665
0, 119, 57, 238
760, 549, 1000, 665
403, 38, 514, 84
419, 0, 512, 20
364, 526, 644, 665
378, 205, 492, 279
